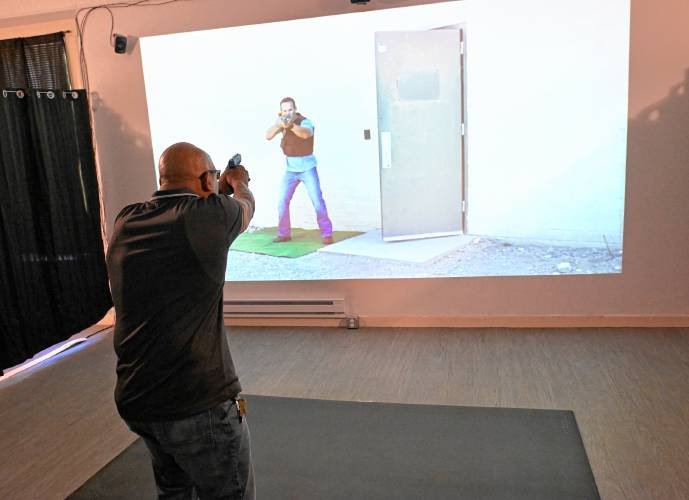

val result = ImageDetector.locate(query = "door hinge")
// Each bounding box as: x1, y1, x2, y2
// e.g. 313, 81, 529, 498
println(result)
460, 41, 464, 54
462, 200, 466, 212
461, 123, 465, 136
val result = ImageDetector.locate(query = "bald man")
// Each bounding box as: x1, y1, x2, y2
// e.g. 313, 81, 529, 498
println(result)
106, 142, 256, 499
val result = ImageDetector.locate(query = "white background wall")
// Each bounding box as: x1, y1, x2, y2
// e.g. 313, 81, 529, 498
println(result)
465, 0, 629, 246
140, 0, 628, 244
1, 0, 688, 321
140, 3, 471, 231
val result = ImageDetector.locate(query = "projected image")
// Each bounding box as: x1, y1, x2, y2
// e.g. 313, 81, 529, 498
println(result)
140, 0, 630, 281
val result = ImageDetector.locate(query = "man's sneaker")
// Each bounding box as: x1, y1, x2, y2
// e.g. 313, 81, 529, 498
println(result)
272, 236, 291, 243
321, 236, 334, 245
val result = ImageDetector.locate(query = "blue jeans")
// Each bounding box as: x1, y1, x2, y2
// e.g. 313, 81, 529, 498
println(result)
277, 167, 333, 238
126, 398, 255, 500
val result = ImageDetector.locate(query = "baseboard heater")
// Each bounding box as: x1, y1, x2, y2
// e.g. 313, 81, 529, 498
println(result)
223, 299, 346, 318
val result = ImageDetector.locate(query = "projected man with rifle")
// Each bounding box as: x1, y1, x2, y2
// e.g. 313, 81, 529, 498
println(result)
265, 97, 333, 244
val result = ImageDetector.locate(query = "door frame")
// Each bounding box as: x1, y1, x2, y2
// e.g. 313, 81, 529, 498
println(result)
433, 22, 468, 234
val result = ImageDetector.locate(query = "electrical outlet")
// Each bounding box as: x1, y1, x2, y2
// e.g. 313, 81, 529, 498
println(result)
345, 316, 360, 329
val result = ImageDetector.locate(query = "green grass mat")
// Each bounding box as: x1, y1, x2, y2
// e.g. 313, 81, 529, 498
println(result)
230, 227, 362, 258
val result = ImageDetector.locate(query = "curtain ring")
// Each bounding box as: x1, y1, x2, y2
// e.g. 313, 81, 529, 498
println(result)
2, 90, 6, 98
17, 90, 25, 98
47, 91, 55, 99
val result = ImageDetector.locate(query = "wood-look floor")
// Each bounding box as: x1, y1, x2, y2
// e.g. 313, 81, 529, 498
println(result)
1, 326, 688, 500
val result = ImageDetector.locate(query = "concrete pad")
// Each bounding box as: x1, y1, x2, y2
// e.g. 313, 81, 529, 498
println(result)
318, 229, 475, 263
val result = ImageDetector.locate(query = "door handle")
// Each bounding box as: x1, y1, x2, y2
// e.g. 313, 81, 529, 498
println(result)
381, 131, 392, 169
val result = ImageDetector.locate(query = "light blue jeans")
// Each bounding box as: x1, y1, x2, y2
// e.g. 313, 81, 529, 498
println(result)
277, 167, 332, 238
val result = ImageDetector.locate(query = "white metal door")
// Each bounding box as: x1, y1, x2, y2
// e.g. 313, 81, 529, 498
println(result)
375, 30, 463, 241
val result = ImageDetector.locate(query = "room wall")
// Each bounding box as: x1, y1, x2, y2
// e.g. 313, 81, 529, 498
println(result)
1, 0, 688, 325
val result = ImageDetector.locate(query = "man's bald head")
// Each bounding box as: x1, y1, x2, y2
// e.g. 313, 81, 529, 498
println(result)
159, 142, 213, 184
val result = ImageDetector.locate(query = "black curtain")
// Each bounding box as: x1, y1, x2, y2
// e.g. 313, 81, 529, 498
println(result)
0, 33, 71, 89
0, 33, 112, 372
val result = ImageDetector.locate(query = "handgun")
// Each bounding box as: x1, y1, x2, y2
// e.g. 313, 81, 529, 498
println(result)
223, 153, 242, 194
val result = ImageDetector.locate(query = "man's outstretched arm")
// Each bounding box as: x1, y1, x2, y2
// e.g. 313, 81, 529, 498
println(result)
231, 181, 255, 233
266, 122, 283, 140
289, 123, 313, 139
220, 165, 255, 233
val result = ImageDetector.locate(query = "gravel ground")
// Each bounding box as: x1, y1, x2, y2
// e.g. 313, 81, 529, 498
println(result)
225, 237, 623, 281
